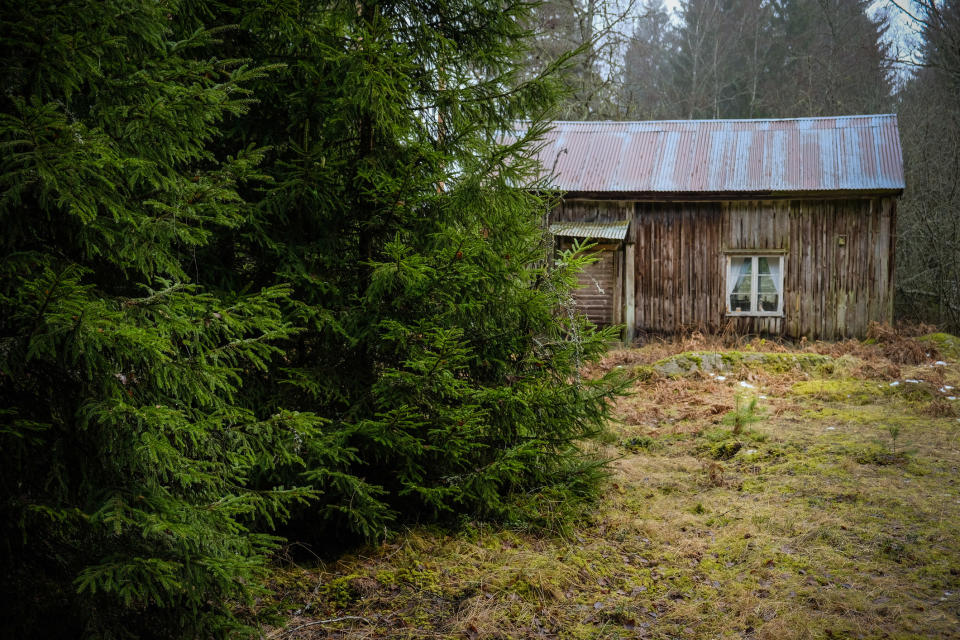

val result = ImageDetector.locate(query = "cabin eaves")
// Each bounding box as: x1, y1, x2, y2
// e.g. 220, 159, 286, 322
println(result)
521, 115, 905, 197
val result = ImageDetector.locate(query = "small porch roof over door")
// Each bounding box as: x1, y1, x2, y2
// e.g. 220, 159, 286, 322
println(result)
549, 220, 630, 241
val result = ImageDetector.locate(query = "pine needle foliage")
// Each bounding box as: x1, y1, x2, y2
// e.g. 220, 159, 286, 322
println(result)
0, 2, 319, 637
1, 0, 628, 635
201, 0, 629, 540
722, 394, 764, 435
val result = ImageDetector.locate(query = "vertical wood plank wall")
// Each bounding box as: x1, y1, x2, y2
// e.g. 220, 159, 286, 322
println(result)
557, 240, 621, 326
552, 197, 895, 340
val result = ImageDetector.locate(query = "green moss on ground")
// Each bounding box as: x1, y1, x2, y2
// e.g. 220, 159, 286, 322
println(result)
653, 350, 833, 376
792, 378, 896, 403
919, 332, 960, 360
268, 344, 960, 640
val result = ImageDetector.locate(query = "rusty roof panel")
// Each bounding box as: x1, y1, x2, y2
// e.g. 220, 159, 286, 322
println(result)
550, 220, 630, 241
520, 115, 904, 194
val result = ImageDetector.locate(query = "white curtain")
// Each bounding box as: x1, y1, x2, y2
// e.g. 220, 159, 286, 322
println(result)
727, 257, 751, 299
768, 258, 782, 296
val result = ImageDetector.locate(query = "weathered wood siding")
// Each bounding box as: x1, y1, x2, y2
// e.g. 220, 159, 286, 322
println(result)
574, 249, 618, 325
551, 197, 896, 340
633, 201, 731, 334
557, 240, 622, 326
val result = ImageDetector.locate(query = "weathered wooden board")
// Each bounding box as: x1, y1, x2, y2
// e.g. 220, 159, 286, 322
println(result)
569, 247, 618, 326
551, 197, 895, 339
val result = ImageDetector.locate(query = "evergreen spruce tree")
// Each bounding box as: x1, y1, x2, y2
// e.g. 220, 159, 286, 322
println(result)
0, 1, 318, 636
203, 0, 627, 541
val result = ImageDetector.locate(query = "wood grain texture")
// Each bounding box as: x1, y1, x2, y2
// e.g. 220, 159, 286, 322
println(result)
569, 247, 618, 326
551, 197, 895, 339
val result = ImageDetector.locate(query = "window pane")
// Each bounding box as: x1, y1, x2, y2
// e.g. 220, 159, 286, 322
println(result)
757, 274, 778, 295
757, 257, 780, 312
729, 257, 752, 312
757, 279, 779, 311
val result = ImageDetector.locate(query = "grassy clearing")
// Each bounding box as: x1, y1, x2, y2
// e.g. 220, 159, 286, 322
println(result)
266, 332, 960, 639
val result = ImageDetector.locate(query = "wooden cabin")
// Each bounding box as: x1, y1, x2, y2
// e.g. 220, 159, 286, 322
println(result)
533, 115, 905, 341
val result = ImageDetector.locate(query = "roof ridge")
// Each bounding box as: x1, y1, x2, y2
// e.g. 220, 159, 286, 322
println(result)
521, 114, 896, 126
519, 114, 904, 193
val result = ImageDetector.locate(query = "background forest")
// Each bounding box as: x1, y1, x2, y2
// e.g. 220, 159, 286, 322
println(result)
0, 0, 957, 639
529, 0, 960, 331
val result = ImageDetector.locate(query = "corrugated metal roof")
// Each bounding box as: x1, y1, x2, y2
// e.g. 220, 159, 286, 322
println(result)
518, 115, 905, 194
550, 220, 630, 240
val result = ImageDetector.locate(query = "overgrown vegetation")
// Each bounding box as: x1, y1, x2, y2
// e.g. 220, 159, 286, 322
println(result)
2, 0, 958, 636
0, 1, 624, 637
270, 333, 960, 638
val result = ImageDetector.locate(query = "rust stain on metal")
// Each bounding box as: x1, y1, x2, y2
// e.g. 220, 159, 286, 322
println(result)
517, 115, 904, 194
549, 220, 630, 241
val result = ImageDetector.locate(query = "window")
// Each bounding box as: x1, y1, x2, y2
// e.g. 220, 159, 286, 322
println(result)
726, 255, 784, 316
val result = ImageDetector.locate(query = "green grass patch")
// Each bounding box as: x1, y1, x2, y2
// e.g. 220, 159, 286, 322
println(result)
268, 344, 960, 640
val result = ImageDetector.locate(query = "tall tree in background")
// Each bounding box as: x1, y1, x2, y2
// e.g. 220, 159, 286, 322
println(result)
0, 0, 319, 637
202, 0, 626, 544
766, 0, 893, 116
619, 0, 893, 119
528, 0, 641, 118
668, 0, 775, 118
894, 0, 960, 330
620, 0, 676, 118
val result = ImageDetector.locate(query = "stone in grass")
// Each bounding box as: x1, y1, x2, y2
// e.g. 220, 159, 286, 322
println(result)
652, 351, 832, 377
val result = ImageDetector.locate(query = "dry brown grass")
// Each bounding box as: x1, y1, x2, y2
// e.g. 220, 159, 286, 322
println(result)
800, 323, 942, 368
267, 334, 960, 640
867, 321, 941, 364
808, 338, 883, 360
921, 397, 960, 418
589, 330, 796, 377
894, 320, 939, 337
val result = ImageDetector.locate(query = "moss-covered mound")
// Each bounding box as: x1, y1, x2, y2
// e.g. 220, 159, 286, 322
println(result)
918, 332, 960, 361
652, 351, 834, 376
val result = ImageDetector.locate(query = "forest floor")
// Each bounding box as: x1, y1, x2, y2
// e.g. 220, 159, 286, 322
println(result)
266, 330, 960, 640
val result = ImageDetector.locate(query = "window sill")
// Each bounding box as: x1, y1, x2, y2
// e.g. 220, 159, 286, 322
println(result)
725, 311, 785, 318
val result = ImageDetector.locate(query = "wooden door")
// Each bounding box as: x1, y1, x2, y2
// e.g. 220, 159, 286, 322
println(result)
572, 247, 620, 326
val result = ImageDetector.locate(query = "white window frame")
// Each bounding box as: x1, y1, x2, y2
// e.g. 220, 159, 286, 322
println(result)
725, 254, 785, 317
